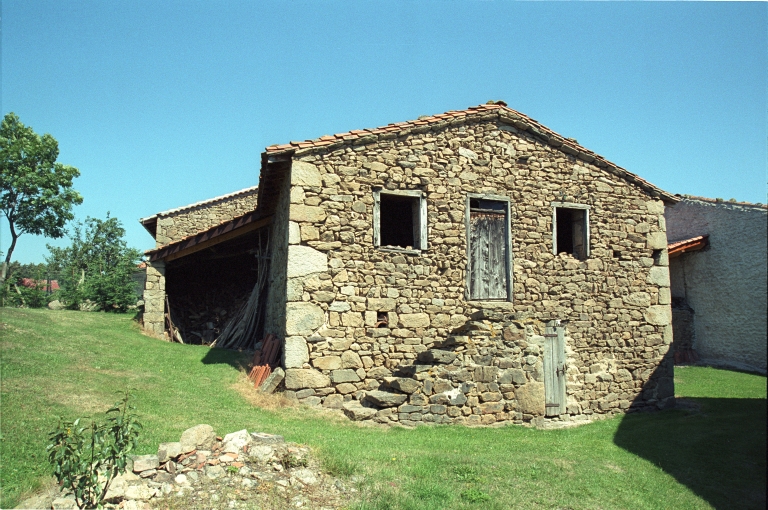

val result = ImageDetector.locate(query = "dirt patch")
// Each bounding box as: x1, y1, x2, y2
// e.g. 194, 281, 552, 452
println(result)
5, 376, 116, 416
231, 375, 297, 411
14, 477, 60, 510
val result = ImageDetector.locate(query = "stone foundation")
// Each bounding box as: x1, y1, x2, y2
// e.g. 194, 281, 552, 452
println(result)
282, 308, 672, 425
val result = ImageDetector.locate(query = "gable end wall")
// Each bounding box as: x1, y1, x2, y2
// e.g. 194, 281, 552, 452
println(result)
272, 118, 673, 425
154, 190, 259, 247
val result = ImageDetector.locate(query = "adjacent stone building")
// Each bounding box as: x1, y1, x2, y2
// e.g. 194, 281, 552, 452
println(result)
666, 196, 767, 374
142, 103, 678, 425
140, 186, 260, 338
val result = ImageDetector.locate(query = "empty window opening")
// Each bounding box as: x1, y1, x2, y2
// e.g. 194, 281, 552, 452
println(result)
374, 190, 426, 251
376, 312, 388, 328
380, 194, 417, 248
554, 206, 589, 260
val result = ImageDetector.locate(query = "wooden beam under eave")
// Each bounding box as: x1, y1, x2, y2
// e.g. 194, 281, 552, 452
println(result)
161, 216, 272, 263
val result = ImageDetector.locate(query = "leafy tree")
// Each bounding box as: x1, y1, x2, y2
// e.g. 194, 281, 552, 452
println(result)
46, 214, 142, 312
0, 112, 82, 284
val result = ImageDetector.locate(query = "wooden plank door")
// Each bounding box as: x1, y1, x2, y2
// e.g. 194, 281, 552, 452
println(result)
469, 210, 507, 300
544, 322, 567, 416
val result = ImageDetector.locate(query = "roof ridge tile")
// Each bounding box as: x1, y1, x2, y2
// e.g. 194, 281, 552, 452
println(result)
140, 185, 259, 224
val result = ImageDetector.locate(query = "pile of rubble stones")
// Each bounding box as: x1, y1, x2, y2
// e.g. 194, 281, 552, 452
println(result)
36, 424, 355, 510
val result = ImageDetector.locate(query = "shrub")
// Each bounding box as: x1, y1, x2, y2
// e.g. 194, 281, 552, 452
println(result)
7, 281, 48, 308
46, 214, 142, 312
47, 392, 142, 509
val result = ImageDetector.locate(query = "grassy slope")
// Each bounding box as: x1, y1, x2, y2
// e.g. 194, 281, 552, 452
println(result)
1, 308, 765, 509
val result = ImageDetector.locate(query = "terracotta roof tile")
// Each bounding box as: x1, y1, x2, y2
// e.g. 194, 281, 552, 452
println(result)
263, 102, 677, 202
681, 196, 767, 209
668, 235, 709, 258
140, 185, 259, 224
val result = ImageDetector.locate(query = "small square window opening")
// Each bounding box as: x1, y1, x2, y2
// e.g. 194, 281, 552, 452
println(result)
553, 206, 589, 260
380, 194, 418, 248
373, 190, 427, 251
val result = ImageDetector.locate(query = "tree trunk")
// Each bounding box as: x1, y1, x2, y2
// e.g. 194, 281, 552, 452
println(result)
0, 221, 18, 285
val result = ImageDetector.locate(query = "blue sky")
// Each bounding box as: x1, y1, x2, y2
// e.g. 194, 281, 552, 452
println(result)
2, 0, 766, 264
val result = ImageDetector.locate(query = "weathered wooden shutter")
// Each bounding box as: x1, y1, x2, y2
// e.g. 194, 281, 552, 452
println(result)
572, 209, 585, 260
544, 322, 567, 416
410, 197, 427, 250
469, 211, 507, 300
411, 199, 420, 249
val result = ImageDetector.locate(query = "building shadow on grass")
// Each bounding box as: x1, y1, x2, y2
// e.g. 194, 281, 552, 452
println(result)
614, 364, 767, 509
200, 346, 251, 372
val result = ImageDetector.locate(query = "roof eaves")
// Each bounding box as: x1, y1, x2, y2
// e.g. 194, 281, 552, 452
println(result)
680, 195, 768, 210
263, 103, 678, 203
145, 208, 270, 261
668, 234, 709, 258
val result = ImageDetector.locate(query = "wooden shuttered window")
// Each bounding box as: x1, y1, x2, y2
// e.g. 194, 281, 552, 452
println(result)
544, 322, 567, 417
468, 198, 509, 300
570, 209, 586, 260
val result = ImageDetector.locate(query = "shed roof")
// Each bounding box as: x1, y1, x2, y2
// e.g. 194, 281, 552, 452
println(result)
145, 208, 271, 262
668, 235, 709, 258
678, 195, 767, 210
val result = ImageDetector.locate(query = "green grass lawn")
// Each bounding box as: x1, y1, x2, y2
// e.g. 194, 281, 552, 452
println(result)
1, 308, 765, 509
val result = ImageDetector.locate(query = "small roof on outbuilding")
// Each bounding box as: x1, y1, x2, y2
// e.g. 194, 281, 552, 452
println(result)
145, 208, 271, 262
668, 235, 709, 258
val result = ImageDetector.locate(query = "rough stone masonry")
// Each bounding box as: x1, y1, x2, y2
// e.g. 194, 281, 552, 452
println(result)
140, 187, 259, 338
258, 104, 676, 426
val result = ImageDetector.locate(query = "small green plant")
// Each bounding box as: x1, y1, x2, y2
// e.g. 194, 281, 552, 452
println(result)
453, 465, 480, 482
47, 392, 142, 509
460, 488, 491, 503
227, 465, 239, 474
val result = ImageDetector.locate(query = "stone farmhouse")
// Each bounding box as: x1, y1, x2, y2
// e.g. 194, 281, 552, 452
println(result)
666, 196, 767, 374
140, 102, 678, 426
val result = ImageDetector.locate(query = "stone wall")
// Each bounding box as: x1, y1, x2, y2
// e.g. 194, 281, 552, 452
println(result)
141, 187, 259, 338
154, 188, 258, 247
666, 198, 767, 374
143, 261, 166, 338
270, 117, 674, 425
